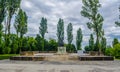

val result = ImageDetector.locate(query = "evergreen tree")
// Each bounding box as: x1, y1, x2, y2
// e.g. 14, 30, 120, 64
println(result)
39, 17, 47, 51
67, 23, 73, 52
76, 28, 83, 50
81, 0, 104, 54
57, 18, 64, 46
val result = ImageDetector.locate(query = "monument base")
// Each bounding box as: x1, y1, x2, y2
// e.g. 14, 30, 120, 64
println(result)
57, 47, 67, 54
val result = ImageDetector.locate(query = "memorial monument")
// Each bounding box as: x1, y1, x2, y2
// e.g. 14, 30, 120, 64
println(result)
57, 18, 66, 54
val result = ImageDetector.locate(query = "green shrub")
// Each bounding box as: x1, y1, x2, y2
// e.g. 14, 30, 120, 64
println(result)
3, 47, 11, 54
113, 44, 120, 59
105, 48, 113, 56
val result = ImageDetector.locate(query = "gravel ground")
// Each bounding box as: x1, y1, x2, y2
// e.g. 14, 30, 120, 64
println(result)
0, 59, 120, 72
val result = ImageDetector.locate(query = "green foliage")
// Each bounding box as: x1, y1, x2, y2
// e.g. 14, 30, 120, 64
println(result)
20, 37, 28, 51
14, 9, 28, 53
39, 17, 47, 51
5, 0, 21, 34
112, 44, 120, 59
112, 38, 119, 47
105, 44, 120, 59
81, 0, 104, 53
105, 47, 113, 56
27, 37, 37, 51
39, 17, 47, 38
0, 0, 6, 54
14, 9, 28, 38
35, 34, 42, 52
67, 23, 73, 44
66, 44, 76, 53
84, 45, 91, 51
0, 0, 5, 24
115, 6, 120, 26
57, 18, 64, 46
67, 23, 73, 52
76, 28, 83, 50
101, 37, 106, 54
3, 47, 11, 54
48, 39, 58, 51
89, 34, 94, 51
9, 34, 18, 54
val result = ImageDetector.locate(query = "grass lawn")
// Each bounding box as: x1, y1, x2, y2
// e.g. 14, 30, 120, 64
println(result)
0, 54, 19, 60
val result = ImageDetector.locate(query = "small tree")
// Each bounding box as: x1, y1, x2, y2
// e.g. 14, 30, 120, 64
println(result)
76, 28, 83, 50
67, 23, 73, 52
57, 18, 64, 47
39, 17, 47, 51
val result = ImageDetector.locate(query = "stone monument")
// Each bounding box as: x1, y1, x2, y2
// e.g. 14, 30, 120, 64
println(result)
57, 47, 66, 54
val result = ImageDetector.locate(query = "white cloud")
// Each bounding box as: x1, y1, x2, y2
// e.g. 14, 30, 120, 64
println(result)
19, 0, 120, 47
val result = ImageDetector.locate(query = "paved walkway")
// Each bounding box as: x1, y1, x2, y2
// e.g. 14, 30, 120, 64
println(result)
0, 60, 120, 72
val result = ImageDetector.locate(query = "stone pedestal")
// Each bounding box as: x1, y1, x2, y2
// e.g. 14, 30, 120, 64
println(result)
57, 47, 66, 54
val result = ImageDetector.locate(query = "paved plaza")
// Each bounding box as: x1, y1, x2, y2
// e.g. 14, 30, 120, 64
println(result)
0, 60, 120, 72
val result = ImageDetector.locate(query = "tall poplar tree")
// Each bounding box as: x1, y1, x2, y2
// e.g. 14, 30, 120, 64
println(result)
81, 0, 104, 53
14, 9, 28, 39
57, 18, 64, 47
76, 28, 83, 50
14, 9, 28, 52
4, 0, 21, 49
0, 0, 6, 53
67, 23, 73, 52
5, 0, 21, 34
39, 17, 47, 51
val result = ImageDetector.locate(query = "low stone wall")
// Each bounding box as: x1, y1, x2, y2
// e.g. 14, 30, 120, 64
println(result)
10, 56, 46, 61
20, 51, 36, 56
79, 56, 114, 61
10, 53, 79, 61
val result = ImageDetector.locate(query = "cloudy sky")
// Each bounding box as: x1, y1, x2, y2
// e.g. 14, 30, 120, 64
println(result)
19, 0, 120, 47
